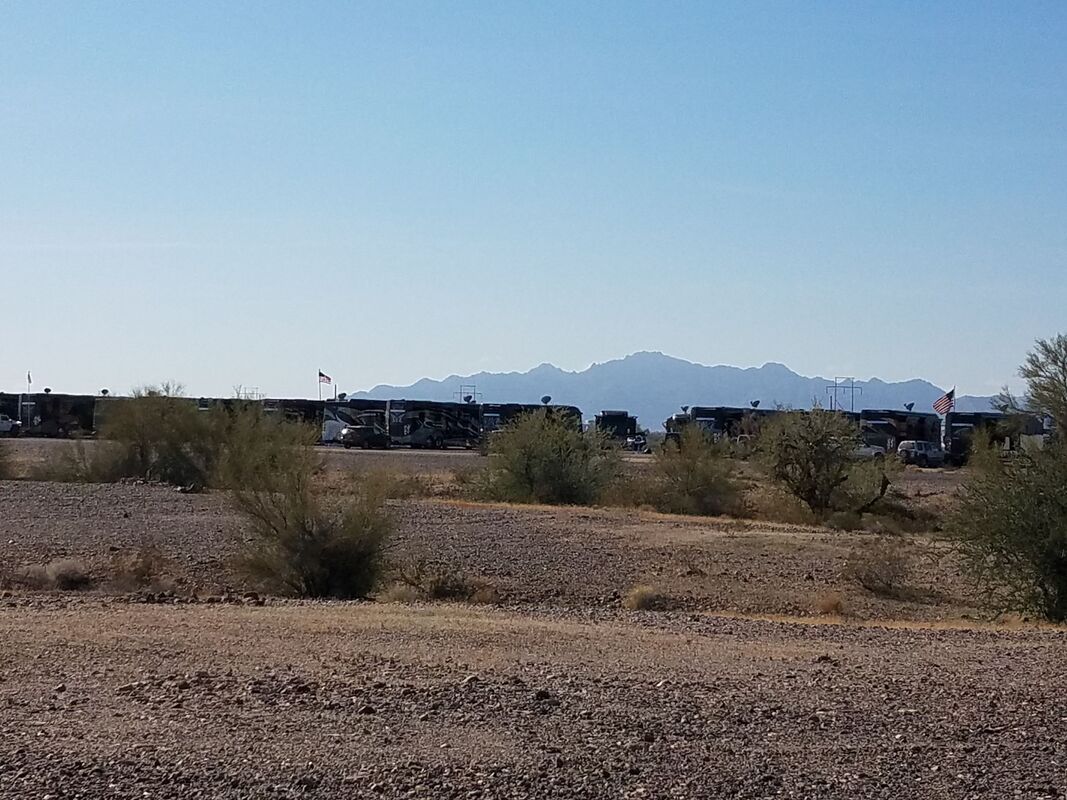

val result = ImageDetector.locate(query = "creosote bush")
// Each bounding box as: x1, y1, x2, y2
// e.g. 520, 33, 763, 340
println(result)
95, 385, 222, 486
842, 537, 912, 598
225, 413, 392, 599
481, 410, 620, 505
389, 559, 499, 604
648, 427, 743, 517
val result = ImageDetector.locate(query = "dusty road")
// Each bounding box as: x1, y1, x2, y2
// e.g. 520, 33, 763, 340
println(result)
1, 601, 1064, 799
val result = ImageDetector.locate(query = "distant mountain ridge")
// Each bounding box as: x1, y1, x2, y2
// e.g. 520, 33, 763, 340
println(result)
350, 352, 992, 429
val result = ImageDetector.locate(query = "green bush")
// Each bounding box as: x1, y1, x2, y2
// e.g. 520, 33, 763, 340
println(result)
227, 416, 391, 599
951, 443, 1067, 621
481, 410, 620, 505
757, 409, 859, 516
648, 427, 743, 516
94, 385, 220, 486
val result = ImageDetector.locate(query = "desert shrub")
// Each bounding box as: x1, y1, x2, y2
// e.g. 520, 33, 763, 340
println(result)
649, 427, 743, 516
757, 410, 900, 521
951, 443, 1067, 620
757, 410, 859, 516
92, 385, 222, 486
622, 584, 674, 611
842, 537, 911, 597
9, 560, 94, 590
949, 335, 1067, 621
46, 559, 93, 590
28, 440, 126, 483
815, 591, 846, 615
391, 559, 499, 603
481, 410, 620, 505
227, 420, 391, 599
0, 440, 11, 480
352, 468, 433, 500
11, 564, 51, 589
109, 543, 173, 592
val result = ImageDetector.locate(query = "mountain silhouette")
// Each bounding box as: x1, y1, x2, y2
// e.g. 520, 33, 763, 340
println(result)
349, 351, 992, 429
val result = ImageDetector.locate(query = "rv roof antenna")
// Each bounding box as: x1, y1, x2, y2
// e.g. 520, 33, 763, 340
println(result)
904, 402, 915, 411
541, 395, 552, 405
454, 384, 481, 404
681, 405, 689, 414
750, 400, 760, 408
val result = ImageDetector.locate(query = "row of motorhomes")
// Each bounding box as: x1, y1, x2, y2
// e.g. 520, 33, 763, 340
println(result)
663, 405, 1048, 466
0, 391, 1049, 464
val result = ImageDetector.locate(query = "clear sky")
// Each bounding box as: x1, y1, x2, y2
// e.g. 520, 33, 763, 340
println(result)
2, 1, 1064, 398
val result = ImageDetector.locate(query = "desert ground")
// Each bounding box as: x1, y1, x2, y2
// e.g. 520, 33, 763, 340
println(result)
1, 442, 1065, 799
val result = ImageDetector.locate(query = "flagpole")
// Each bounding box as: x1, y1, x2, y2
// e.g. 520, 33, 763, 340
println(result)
318, 371, 321, 402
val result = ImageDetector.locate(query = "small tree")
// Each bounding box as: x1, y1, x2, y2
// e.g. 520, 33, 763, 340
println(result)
757, 409, 859, 516
1020, 333, 1067, 432
953, 333, 1067, 620
651, 427, 742, 516
951, 444, 1067, 620
483, 410, 620, 505
96, 384, 219, 485
222, 411, 392, 599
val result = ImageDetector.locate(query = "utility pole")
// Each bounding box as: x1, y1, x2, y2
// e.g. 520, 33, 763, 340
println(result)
825, 377, 862, 412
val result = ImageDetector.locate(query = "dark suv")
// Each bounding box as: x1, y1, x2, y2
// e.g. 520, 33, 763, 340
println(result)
339, 425, 390, 450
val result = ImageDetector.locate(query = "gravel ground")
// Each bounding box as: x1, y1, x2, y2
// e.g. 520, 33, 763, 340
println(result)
0, 601, 1064, 799
1, 481, 974, 619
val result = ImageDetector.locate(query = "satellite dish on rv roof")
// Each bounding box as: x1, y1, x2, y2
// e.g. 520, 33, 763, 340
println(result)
541, 395, 551, 405
681, 405, 689, 413
904, 402, 915, 411
464, 395, 474, 404
44, 387, 52, 394
101, 389, 110, 397
750, 400, 761, 408
338, 392, 347, 401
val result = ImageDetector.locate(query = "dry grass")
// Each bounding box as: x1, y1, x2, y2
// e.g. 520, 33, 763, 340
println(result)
8, 559, 94, 591
390, 559, 501, 605
815, 591, 846, 615
109, 544, 175, 592
842, 537, 912, 598
622, 584, 674, 611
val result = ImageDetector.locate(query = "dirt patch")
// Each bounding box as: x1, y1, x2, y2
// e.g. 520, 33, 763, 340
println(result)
0, 601, 1064, 799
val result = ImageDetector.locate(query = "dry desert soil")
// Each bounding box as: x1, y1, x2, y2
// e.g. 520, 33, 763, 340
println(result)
1, 445, 1065, 799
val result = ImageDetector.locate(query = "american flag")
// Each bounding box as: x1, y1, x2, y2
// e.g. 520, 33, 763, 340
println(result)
933, 388, 955, 415
318, 370, 332, 385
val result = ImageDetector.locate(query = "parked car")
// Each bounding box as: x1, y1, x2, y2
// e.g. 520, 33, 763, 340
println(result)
339, 424, 390, 450
853, 442, 887, 459
0, 413, 21, 437
897, 440, 945, 467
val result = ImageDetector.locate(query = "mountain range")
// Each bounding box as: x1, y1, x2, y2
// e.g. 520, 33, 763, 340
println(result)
349, 352, 992, 429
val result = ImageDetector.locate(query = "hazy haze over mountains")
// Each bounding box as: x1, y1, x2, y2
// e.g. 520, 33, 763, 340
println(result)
351, 352, 993, 429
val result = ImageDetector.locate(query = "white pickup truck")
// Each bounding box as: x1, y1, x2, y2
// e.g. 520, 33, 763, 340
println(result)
0, 413, 22, 437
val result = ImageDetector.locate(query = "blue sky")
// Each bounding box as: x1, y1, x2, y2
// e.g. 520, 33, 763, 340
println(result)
2, 1, 1064, 398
